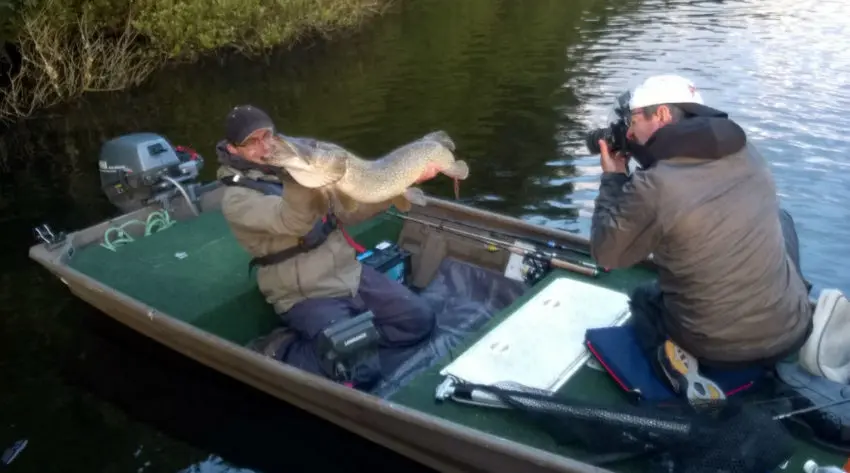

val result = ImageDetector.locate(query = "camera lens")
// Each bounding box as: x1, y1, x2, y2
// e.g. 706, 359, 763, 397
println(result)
585, 127, 612, 154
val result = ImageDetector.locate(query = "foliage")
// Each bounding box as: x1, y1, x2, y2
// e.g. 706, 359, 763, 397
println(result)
0, 0, 391, 122
131, 0, 389, 60
3, 0, 631, 217
0, 0, 163, 122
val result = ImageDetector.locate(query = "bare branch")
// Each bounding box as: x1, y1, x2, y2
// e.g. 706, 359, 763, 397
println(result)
0, 0, 164, 123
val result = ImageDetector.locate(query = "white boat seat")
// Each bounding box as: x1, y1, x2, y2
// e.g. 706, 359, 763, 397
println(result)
799, 288, 850, 384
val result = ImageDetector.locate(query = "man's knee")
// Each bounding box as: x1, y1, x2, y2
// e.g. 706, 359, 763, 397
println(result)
778, 207, 800, 249
777, 207, 811, 292
279, 299, 384, 386
629, 281, 664, 314
370, 288, 437, 347
406, 296, 437, 334
628, 281, 669, 352
360, 266, 434, 319
380, 294, 435, 345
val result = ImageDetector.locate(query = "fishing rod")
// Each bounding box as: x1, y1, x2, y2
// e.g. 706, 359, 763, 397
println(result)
387, 212, 603, 278
773, 397, 850, 420
422, 214, 593, 258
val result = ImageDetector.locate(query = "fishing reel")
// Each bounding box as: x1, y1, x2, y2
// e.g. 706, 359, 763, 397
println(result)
520, 255, 551, 286
484, 241, 552, 286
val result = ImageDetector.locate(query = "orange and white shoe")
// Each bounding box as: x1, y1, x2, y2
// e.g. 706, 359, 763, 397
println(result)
657, 340, 726, 406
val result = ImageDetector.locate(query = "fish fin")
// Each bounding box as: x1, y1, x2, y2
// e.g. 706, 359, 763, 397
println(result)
391, 195, 413, 213
335, 191, 360, 214
441, 160, 469, 180
421, 130, 455, 151
309, 189, 333, 216
404, 187, 428, 206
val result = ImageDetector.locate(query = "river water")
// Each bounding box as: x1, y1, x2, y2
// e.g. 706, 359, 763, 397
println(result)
1, 0, 848, 471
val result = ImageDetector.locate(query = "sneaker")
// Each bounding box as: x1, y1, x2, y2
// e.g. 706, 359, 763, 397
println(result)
657, 340, 726, 405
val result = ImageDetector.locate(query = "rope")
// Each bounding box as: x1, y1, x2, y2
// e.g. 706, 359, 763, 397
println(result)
340, 225, 367, 253
100, 209, 176, 252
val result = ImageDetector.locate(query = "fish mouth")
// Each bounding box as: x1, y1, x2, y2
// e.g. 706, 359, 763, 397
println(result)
263, 153, 314, 172
263, 136, 348, 188
264, 137, 312, 170
440, 160, 470, 180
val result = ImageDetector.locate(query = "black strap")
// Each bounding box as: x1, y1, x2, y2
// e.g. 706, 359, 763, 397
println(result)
248, 215, 338, 270
219, 174, 283, 196
248, 216, 338, 271
249, 245, 309, 269
220, 173, 339, 272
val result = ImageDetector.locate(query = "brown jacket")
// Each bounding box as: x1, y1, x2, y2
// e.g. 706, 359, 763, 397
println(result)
216, 142, 392, 314
590, 116, 812, 363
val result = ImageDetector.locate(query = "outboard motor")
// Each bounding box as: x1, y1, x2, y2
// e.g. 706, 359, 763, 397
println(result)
98, 133, 205, 213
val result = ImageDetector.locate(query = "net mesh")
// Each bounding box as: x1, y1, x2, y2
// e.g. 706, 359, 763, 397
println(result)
464, 381, 795, 473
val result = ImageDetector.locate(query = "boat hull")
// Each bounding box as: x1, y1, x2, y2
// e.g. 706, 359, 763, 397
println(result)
29, 187, 610, 473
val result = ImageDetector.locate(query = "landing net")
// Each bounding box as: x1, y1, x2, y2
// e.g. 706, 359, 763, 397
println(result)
467, 382, 794, 473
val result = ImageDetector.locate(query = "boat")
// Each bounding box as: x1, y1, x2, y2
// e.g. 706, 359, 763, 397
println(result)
29, 133, 849, 473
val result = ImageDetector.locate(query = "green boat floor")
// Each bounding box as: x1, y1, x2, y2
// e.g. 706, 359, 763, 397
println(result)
66, 210, 846, 470
387, 269, 848, 472
66, 210, 403, 346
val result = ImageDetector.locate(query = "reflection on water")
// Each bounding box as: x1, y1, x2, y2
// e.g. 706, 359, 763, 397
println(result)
2, 0, 849, 470
560, 0, 850, 293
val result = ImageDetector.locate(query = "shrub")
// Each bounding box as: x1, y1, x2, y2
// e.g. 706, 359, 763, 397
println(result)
0, 0, 390, 122
132, 0, 388, 60
0, 0, 162, 121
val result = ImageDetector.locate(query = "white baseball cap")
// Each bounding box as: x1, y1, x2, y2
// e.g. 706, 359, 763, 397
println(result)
628, 74, 726, 117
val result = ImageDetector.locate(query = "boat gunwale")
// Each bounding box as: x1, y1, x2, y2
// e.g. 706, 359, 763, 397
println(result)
28, 189, 623, 473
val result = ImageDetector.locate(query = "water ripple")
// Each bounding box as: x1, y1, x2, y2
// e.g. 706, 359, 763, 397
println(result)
556, 0, 850, 292
7, 0, 850, 470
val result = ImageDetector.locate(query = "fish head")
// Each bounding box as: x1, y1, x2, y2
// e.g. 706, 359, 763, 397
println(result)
419, 141, 469, 180
263, 135, 348, 188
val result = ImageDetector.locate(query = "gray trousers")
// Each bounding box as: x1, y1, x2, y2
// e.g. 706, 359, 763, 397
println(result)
276, 265, 436, 385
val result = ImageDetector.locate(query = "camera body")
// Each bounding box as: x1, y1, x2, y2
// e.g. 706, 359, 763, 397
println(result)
317, 310, 381, 385
585, 91, 633, 155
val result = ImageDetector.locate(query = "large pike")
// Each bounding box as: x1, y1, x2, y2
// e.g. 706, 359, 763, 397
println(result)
263, 130, 469, 213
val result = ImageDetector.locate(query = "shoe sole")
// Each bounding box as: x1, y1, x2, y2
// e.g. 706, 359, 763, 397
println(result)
660, 341, 726, 405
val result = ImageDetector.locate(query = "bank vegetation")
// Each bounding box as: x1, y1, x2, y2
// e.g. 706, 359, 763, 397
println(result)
0, 0, 389, 123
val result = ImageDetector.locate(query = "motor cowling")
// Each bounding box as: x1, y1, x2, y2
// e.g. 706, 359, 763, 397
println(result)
98, 133, 204, 213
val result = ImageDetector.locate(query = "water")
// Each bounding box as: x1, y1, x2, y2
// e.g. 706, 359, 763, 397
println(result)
2, 0, 849, 470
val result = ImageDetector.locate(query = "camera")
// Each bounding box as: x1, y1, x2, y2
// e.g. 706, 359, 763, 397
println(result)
585, 91, 633, 155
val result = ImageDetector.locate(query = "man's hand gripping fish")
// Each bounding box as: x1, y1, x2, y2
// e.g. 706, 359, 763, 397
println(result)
263, 130, 469, 212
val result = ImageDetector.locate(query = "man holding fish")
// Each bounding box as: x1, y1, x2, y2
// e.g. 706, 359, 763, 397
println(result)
214, 104, 454, 387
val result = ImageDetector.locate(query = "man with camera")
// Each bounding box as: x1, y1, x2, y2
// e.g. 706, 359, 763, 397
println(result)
589, 74, 813, 403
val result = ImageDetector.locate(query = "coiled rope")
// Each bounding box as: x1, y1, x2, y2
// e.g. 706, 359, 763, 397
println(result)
100, 210, 176, 252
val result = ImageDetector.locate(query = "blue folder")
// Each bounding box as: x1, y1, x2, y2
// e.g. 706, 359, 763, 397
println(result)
585, 325, 765, 403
